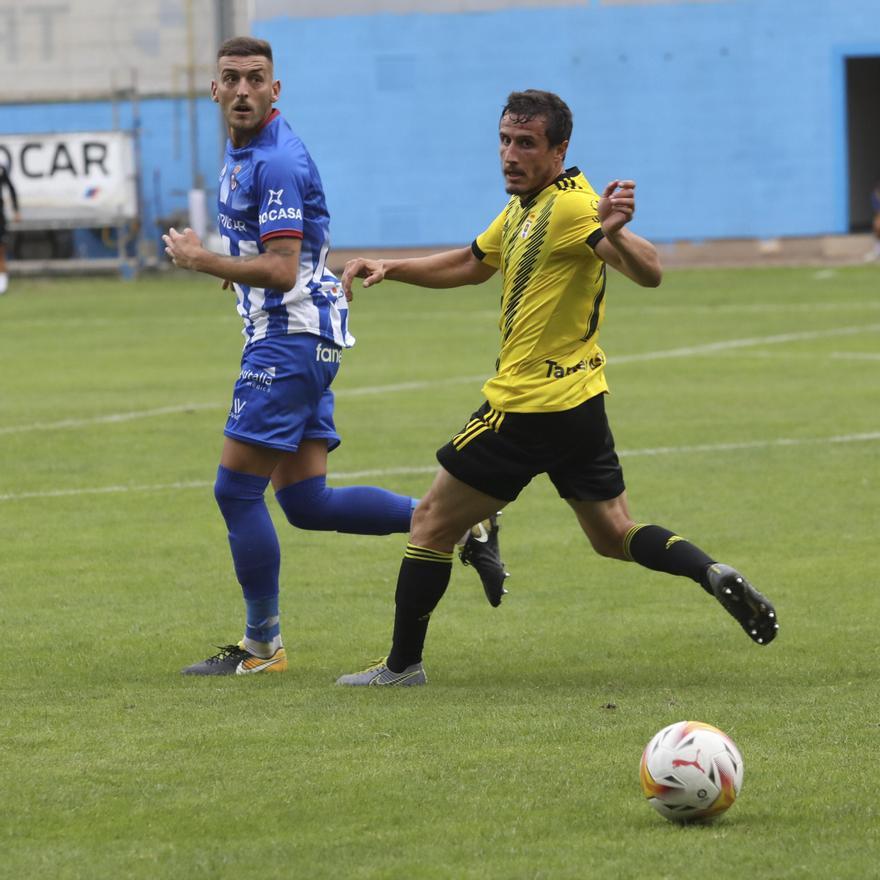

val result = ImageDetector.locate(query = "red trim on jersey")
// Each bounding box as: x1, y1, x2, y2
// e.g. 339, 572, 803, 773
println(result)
257, 108, 281, 133
256, 110, 297, 245
261, 229, 303, 243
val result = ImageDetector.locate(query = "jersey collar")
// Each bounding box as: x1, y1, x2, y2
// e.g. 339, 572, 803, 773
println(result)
555, 166, 580, 184
519, 166, 580, 207
227, 108, 280, 152
256, 108, 280, 132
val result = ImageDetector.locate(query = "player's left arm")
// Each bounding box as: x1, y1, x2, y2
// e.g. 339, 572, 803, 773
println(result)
593, 180, 662, 288
163, 227, 300, 290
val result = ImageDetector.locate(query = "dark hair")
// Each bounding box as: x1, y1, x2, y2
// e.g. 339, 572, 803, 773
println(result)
217, 36, 273, 63
501, 90, 573, 146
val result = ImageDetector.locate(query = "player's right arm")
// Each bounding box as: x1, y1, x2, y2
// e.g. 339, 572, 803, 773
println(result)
342, 246, 495, 300
163, 227, 300, 290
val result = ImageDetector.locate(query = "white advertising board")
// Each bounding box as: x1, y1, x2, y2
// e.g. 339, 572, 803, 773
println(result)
0, 131, 138, 226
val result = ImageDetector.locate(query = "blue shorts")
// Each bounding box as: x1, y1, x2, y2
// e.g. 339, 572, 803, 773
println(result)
224, 333, 342, 453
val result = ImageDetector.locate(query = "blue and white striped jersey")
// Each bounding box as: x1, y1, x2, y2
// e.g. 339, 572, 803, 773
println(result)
217, 109, 354, 348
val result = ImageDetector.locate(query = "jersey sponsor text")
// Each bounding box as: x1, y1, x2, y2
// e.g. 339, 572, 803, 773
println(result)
316, 343, 342, 363
259, 207, 303, 224
218, 213, 246, 232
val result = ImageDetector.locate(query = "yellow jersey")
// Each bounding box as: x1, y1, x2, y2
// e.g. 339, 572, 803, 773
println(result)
473, 167, 608, 412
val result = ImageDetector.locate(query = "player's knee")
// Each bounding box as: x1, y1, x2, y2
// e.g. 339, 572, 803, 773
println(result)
275, 476, 332, 530
213, 466, 270, 522
585, 525, 630, 560
214, 471, 238, 508
409, 498, 459, 550
279, 500, 317, 529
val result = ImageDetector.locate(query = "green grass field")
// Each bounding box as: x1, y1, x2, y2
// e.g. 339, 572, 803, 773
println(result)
1, 264, 878, 879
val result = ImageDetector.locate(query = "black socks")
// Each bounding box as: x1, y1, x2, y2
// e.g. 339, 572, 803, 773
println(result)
387, 545, 453, 671
624, 524, 715, 593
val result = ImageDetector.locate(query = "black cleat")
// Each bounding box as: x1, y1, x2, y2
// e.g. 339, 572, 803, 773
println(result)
707, 564, 779, 645
181, 643, 288, 675
459, 512, 510, 607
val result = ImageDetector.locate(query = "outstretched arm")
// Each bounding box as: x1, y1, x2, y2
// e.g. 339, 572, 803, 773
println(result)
593, 180, 662, 288
341, 246, 496, 301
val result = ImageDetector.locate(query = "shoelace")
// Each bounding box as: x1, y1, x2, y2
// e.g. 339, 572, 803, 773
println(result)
206, 644, 249, 664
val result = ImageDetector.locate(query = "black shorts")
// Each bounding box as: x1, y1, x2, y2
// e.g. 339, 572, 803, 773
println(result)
0, 214, 6, 243
436, 392, 626, 503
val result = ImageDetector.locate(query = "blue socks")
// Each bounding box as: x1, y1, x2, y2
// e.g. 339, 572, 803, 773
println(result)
214, 466, 281, 656
215, 468, 416, 658
275, 474, 414, 535
243, 594, 281, 651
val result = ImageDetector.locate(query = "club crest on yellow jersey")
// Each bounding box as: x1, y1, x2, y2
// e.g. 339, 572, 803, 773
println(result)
520, 212, 537, 239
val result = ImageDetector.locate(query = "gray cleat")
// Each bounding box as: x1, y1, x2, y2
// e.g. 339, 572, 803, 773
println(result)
336, 658, 427, 687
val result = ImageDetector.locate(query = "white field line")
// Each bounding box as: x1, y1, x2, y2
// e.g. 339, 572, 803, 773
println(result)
0, 403, 223, 436
0, 377, 489, 437
712, 349, 880, 361
1, 431, 878, 503
614, 300, 880, 315
2, 323, 878, 438
610, 323, 880, 365
336, 375, 487, 397
830, 352, 880, 361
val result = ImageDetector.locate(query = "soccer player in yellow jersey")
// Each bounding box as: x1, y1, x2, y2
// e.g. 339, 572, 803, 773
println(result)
337, 90, 778, 686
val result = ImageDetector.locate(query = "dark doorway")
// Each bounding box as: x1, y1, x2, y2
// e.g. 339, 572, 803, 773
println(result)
846, 56, 880, 231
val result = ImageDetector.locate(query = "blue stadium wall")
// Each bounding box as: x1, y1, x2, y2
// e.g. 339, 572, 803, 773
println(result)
255, 0, 880, 247
4, 0, 878, 252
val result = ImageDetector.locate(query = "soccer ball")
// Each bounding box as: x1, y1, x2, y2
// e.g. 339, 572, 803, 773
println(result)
639, 720, 744, 822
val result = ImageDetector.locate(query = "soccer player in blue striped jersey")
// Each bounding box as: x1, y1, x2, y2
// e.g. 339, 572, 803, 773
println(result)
163, 37, 507, 676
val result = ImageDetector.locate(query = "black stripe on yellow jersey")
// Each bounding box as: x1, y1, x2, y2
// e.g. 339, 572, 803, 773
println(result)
582, 265, 606, 342
502, 195, 555, 343
472, 167, 610, 413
